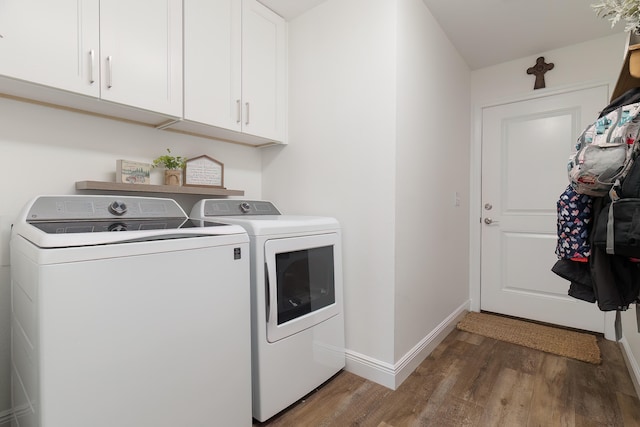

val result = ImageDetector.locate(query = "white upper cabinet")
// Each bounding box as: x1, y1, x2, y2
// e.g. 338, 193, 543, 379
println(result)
242, 0, 286, 142
182, 0, 286, 145
0, 0, 100, 97
100, 0, 183, 117
184, 0, 242, 132
0, 0, 285, 144
0, 0, 182, 120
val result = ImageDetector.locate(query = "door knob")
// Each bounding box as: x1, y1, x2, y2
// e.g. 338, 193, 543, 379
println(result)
484, 217, 499, 225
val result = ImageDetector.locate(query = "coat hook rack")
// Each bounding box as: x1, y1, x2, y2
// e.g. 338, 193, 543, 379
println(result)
611, 32, 640, 101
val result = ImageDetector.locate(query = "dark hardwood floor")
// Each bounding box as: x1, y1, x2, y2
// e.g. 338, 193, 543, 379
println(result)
256, 329, 640, 426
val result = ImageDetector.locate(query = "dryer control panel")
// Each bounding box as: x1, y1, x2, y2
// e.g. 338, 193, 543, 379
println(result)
196, 199, 281, 217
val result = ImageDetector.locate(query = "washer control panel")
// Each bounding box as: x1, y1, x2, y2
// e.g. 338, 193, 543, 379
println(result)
25, 196, 187, 222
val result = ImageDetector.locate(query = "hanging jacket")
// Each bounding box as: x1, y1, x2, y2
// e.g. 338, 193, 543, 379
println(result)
591, 89, 640, 310
552, 259, 595, 303
552, 88, 640, 311
589, 197, 640, 311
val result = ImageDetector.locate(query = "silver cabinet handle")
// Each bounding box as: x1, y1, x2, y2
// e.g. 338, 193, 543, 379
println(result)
245, 102, 250, 125
106, 55, 113, 88
89, 50, 95, 84
264, 263, 270, 323
236, 100, 241, 124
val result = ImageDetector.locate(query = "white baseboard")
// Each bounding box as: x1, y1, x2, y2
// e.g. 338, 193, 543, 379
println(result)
344, 349, 396, 389
345, 301, 470, 390
619, 336, 640, 399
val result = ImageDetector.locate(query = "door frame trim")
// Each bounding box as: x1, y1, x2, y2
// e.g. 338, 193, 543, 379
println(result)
468, 80, 617, 339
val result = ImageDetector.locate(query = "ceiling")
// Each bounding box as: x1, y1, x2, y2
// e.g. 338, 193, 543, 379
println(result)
421, 0, 624, 70
259, 0, 625, 70
258, 0, 327, 21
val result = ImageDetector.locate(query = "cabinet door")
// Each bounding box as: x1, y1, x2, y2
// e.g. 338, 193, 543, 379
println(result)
0, 0, 99, 97
100, 0, 182, 117
241, 0, 286, 141
184, 0, 242, 131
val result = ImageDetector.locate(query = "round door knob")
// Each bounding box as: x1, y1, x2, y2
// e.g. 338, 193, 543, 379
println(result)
484, 217, 499, 225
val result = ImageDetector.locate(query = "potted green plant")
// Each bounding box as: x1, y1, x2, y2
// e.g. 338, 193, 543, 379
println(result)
153, 148, 187, 186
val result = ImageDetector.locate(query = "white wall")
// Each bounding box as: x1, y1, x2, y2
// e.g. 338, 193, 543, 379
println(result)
394, 0, 470, 361
622, 307, 640, 396
3, 4, 636, 419
471, 33, 627, 106
470, 31, 640, 391
263, 0, 472, 386
262, 0, 398, 364
470, 33, 627, 312
0, 96, 263, 417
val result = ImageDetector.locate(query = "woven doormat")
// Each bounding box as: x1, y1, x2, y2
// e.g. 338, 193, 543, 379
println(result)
456, 312, 601, 364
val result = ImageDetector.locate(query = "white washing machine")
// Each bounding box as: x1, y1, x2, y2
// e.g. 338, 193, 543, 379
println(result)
10, 195, 251, 427
191, 199, 345, 422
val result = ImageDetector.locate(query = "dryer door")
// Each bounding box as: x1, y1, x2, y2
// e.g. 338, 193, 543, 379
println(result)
264, 232, 342, 343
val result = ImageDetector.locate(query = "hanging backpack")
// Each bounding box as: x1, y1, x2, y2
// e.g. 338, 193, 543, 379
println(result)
568, 102, 640, 196
592, 155, 640, 258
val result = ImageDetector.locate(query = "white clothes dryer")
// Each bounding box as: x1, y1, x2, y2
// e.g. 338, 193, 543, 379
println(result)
191, 199, 345, 422
11, 195, 251, 427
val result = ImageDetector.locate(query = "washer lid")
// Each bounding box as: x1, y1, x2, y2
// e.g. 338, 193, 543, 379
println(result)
13, 195, 247, 248
13, 219, 247, 248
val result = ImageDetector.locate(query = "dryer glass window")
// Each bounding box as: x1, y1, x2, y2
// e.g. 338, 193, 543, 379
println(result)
276, 246, 335, 324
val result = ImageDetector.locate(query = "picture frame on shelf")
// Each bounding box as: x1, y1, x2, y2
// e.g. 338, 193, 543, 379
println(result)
116, 160, 152, 185
183, 155, 224, 188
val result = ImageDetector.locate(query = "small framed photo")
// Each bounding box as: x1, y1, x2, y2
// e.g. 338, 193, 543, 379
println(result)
183, 155, 224, 188
116, 159, 152, 184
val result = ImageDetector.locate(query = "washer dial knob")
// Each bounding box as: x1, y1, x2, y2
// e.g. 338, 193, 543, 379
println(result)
108, 200, 127, 216
239, 202, 251, 213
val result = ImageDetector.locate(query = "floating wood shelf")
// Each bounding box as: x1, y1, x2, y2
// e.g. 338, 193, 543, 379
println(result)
76, 180, 244, 196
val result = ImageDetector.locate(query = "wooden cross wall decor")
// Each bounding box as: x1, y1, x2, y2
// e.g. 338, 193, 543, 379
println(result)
526, 56, 554, 90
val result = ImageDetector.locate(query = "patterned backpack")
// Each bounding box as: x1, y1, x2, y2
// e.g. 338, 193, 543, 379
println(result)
568, 102, 640, 196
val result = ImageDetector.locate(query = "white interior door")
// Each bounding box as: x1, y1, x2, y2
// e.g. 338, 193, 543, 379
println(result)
481, 85, 608, 333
